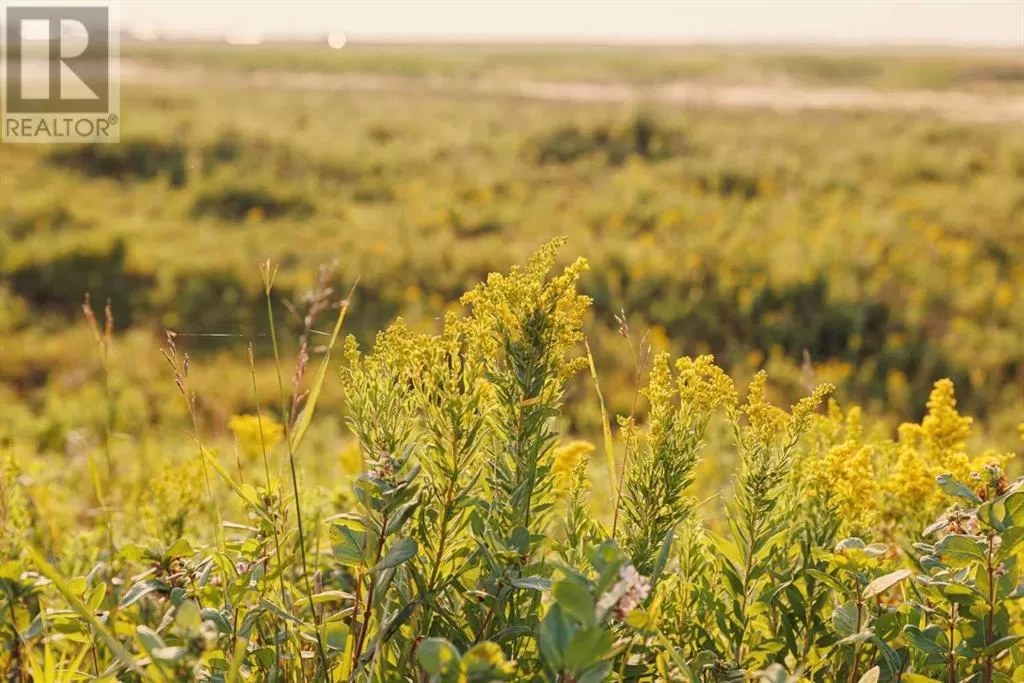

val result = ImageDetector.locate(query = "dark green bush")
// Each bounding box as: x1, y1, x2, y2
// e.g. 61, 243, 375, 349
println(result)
8, 239, 154, 325
191, 185, 316, 221
48, 139, 188, 186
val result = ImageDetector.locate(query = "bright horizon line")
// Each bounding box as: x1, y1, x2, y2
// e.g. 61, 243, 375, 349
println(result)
123, 36, 1024, 54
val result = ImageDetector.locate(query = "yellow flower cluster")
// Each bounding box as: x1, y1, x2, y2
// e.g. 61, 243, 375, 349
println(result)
676, 355, 737, 420
882, 379, 1011, 524
552, 440, 595, 495
228, 413, 284, 462
921, 379, 972, 455
740, 371, 790, 447
793, 399, 878, 535
644, 353, 736, 455
340, 319, 422, 458
460, 237, 592, 380
808, 441, 879, 536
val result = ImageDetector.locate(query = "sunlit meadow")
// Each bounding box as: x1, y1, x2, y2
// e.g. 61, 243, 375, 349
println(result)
2, 44, 1024, 681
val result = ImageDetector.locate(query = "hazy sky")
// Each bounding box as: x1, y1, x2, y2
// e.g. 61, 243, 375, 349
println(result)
119, 1, 1024, 47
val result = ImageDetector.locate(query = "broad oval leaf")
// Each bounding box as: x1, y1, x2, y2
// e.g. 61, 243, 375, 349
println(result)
863, 569, 912, 599
857, 666, 880, 683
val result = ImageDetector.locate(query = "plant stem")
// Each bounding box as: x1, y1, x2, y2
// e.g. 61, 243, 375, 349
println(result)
611, 335, 645, 540
352, 512, 389, 672
984, 534, 995, 683
733, 533, 757, 666
849, 578, 864, 683
263, 275, 329, 679
248, 345, 290, 670
948, 601, 957, 683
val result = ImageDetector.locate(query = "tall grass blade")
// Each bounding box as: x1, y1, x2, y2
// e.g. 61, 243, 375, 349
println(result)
584, 337, 617, 498
289, 289, 353, 452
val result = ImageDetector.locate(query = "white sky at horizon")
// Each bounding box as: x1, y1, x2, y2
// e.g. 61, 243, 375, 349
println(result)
116, 1, 1024, 48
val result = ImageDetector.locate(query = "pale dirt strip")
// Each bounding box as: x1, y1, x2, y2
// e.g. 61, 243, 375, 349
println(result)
122, 61, 1024, 122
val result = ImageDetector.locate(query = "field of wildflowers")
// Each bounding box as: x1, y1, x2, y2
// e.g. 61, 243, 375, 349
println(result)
3, 240, 1024, 680
2, 45, 1024, 680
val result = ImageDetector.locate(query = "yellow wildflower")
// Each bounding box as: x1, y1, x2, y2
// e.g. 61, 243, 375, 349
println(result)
675, 354, 737, 419
809, 441, 879, 536
882, 381, 1011, 525
740, 371, 788, 446
921, 379, 972, 455
228, 413, 284, 462
460, 237, 591, 381
552, 441, 595, 494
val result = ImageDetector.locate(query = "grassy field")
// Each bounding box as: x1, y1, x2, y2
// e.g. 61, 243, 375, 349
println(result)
4, 44, 1024, 445
126, 41, 1024, 93
2, 43, 1024, 681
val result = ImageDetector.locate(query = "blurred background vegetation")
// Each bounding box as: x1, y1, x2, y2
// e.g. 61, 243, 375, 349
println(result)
2, 42, 1023, 458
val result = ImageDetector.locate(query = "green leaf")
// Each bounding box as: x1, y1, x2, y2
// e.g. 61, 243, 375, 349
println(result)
936, 473, 982, 504
510, 576, 551, 591
175, 599, 202, 633
296, 590, 356, 610
119, 579, 168, 609
553, 579, 596, 629
539, 603, 572, 670
375, 537, 418, 572
902, 675, 943, 683
982, 635, 1024, 657
578, 662, 613, 683
832, 602, 859, 638
708, 531, 743, 573
997, 527, 1024, 562
857, 666, 880, 683
650, 526, 676, 590
135, 625, 166, 654
165, 538, 194, 558
289, 296, 350, 452
257, 599, 302, 625
863, 569, 912, 599
201, 608, 232, 634
332, 523, 371, 567
1003, 491, 1024, 523
418, 637, 461, 677
903, 625, 946, 656
564, 628, 612, 672
835, 537, 868, 552
151, 646, 188, 663
934, 534, 988, 566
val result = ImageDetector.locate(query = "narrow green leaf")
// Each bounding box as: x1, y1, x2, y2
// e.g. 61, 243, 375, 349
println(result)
375, 537, 418, 572
650, 526, 676, 590
24, 545, 144, 677
290, 295, 351, 452
936, 473, 982, 504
